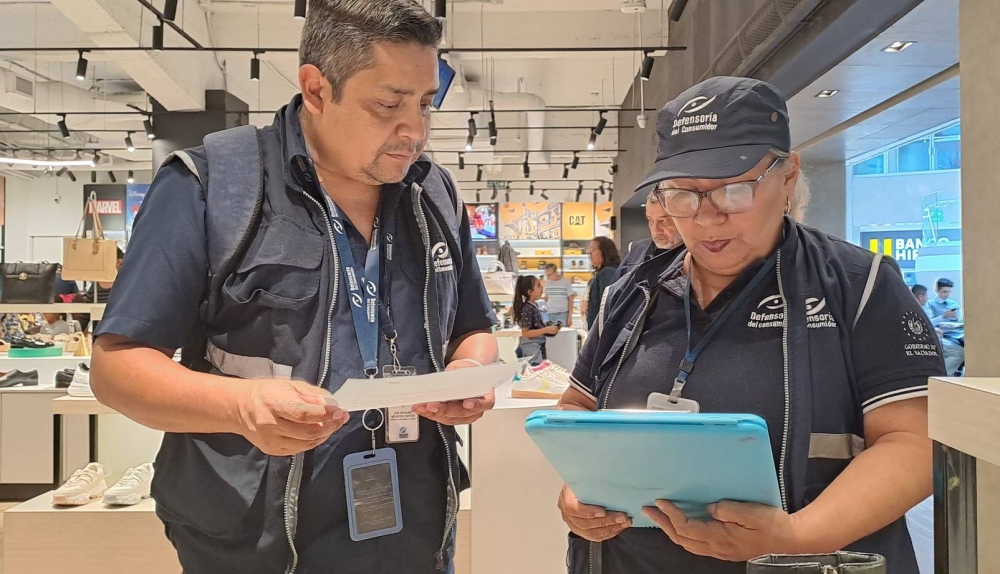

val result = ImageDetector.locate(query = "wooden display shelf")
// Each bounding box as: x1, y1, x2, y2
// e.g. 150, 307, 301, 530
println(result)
4, 493, 180, 574
52, 395, 118, 416
0, 303, 105, 320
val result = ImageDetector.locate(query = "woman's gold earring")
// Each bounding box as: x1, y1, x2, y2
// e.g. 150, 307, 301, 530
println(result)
784, 199, 792, 215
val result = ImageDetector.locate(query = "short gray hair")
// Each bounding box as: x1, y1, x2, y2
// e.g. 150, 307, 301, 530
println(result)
770, 148, 810, 221
300, 0, 443, 102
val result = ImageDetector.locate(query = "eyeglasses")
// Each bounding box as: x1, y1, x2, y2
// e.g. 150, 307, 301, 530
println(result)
652, 159, 782, 218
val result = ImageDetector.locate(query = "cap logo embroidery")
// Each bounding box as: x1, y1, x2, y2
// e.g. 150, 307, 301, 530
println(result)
679, 95, 718, 115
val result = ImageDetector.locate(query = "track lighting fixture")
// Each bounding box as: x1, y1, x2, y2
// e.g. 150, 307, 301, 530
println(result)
475, 191, 481, 203
163, 0, 178, 22
491, 189, 498, 201
562, 165, 569, 180
668, 0, 689, 22
125, 133, 136, 153
476, 165, 483, 182
488, 121, 497, 146
56, 167, 68, 177
294, 0, 307, 19
505, 190, 510, 203
540, 190, 549, 200
152, 22, 164, 51
465, 134, 474, 151
522, 154, 530, 178
67, 171, 77, 182
75, 51, 88, 82
91, 171, 97, 183
594, 111, 608, 135
640, 52, 654, 81
458, 153, 465, 170
250, 52, 261, 81
593, 191, 598, 203
467, 113, 478, 136
127, 170, 135, 184
575, 183, 583, 202
529, 182, 535, 196
58, 115, 70, 139
143, 117, 156, 140
571, 152, 580, 170
587, 130, 597, 150
108, 171, 117, 183
89, 152, 99, 168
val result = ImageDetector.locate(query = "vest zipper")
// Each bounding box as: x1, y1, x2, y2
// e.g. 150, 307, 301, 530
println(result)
600, 285, 652, 409
280, 188, 341, 574
775, 250, 790, 511
412, 183, 460, 570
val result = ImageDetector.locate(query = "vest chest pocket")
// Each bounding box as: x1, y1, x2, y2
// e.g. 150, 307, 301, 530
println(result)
223, 216, 324, 310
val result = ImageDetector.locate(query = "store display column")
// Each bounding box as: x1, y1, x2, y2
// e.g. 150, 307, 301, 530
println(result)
151, 90, 249, 172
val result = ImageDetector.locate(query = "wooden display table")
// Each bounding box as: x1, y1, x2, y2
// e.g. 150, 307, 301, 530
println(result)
3, 493, 180, 574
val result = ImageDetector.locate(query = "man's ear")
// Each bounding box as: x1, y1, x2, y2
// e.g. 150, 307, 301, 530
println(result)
300, 65, 328, 115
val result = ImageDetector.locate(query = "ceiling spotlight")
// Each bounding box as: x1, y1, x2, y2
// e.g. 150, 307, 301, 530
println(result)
91, 171, 97, 183
505, 190, 510, 203
143, 117, 156, 140
58, 115, 70, 139
294, 0, 307, 19
611, 165, 619, 175
250, 52, 261, 81
587, 130, 597, 150
540, 190, 549, 201
883, 41, 915, 53
815, 89, 840, 98
152, 22, 164, 51
465, 134, 474, 151
562, 165, 569, 180
575, 183, 583, 202
488, 121, 497, 146
125, 132, 136, 153
571, 152, 580, 170
522, 153, 530, 178
475, 191, 481, 203
529, 182, 535, 196
163, 0, 178, 21
491, 189, 498, 201
640, 53, 654, 81
458, 153, 465, 170
476, 165, 483, 182
90, 152, 99, 168
594, 111, 608, 135
75, 51, 89, 82
127, 170, 135, 184
668, 0, 689, 21
467, 113, 478, 137
108, 171, 117, 183
67, 171, 77, 182
56, 167, 68, 177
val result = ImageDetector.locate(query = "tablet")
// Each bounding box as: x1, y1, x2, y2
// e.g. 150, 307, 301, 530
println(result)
525, 410, 782, 527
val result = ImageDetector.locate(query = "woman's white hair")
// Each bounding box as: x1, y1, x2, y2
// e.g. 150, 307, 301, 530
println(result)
770, 148, 810, 221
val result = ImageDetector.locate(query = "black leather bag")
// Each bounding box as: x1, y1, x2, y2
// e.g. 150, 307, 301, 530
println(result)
747, 552, 886, 573
1, 262, 58, 304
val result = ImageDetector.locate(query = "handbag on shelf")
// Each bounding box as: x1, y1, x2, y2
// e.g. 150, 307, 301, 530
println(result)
1, 261, 58, 303
747, 552, 886, 573
482, 262, 517, 296
62, 192, 119, 283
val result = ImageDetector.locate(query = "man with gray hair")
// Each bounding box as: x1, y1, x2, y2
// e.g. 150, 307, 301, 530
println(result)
90, 1, 498, 572
616, 193, 682, 279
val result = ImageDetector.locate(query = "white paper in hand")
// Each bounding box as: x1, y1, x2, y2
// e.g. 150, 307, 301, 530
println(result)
328, 363, 519, 412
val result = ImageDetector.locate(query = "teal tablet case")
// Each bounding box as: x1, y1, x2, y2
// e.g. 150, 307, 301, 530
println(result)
525, 410, 783, 527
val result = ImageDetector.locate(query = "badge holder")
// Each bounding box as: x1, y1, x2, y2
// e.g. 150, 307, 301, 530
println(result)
647, 391, 701, 413
344, 408, 403, 541
383, 333, 420, 444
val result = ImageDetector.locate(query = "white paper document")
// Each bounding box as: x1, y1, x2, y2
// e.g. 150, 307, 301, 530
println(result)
328, 363, 519, 412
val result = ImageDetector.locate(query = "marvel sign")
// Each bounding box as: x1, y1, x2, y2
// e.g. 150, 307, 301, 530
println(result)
91, 199, 123, 215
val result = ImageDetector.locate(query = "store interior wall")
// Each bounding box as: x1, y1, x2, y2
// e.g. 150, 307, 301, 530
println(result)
4, 172, 153, 262
800, 161, 847, 238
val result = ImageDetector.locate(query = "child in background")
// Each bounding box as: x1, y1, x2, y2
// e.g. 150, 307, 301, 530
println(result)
513, 275, 559, 365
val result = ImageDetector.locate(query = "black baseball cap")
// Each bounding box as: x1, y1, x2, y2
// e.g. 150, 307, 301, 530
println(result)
635, 76, 791, 195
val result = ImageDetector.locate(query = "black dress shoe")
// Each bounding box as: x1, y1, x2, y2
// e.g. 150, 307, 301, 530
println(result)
9, 337, 53, 349
55, 369, 75, 389
0, 370, 39, 388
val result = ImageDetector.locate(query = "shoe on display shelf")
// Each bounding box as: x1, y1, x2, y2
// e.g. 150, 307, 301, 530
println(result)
52, 463, 108, 506
0, 370, 39, 388
511, 360, 570, 400
68, 363, 93, 398
103, 463, 154, 506
55, 368, 75, 389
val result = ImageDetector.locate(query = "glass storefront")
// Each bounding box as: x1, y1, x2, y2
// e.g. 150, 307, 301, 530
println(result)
847, 120, 963, 303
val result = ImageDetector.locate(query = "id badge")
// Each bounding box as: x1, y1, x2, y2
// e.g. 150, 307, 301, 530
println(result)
647, 392, 701, 413
343, 448, 404, 541
382, 365, 420, 444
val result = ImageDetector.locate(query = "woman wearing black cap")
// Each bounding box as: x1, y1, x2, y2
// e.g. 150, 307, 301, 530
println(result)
557, 77, 943, 574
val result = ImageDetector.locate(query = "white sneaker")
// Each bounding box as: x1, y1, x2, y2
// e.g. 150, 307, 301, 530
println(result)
52, 463, 108, 506
103, 463, 154, 506
511, 360, 570, 399
67, 363, 93, 398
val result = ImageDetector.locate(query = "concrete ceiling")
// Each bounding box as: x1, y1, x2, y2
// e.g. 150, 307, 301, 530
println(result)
790, 0, 960, 165
0, 0, 673, 198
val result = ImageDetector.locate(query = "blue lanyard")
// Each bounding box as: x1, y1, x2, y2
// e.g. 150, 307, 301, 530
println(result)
672, 253, 777, 397
323, 193, 395, 378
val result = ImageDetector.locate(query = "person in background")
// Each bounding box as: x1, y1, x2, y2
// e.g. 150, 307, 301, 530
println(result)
617, 196, 684, 279
911, 284, 932, 319
53, 266, 80, 303
41, 313, 73, 336
94, 247, 125, 304
544, 263, 575, 327
514, 275, 559, 365
586, 236, 621, 329
927, 278, 965, 375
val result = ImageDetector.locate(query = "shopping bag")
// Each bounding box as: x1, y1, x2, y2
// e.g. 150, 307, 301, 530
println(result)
62, 192, 119, 282
482, 262, 517, 296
